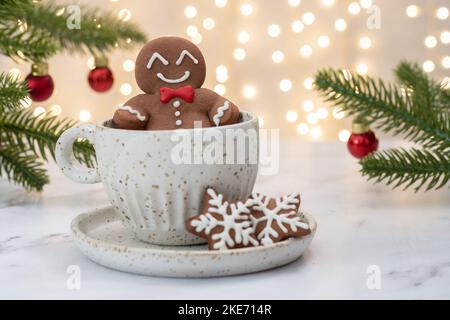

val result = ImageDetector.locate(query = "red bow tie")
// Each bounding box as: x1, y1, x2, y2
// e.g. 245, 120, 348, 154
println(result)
160, 86, 195, 104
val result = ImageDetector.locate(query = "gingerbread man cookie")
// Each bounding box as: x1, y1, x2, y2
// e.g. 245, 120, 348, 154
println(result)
113, 36, 241, 130
186, 188, 259, 250
250, 192, 310, 246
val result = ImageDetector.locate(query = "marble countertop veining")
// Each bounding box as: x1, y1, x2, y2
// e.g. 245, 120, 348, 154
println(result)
0, 140, 449, 299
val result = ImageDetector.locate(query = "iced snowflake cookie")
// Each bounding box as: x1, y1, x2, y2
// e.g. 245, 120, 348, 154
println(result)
186, 188, 259, 250
112, 36, 241, 130
186, 189, 311, 251
250, 193, 311, 246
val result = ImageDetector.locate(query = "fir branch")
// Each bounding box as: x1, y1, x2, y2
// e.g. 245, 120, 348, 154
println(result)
360, 148, 450, 192
0, 73, 29, 113
0, 0, 146, 61
315, 61, 450, 192
0, 0, 58, 61
20, 1, 146, 56
0, 109, 96, 167
441, 82, 450, 104
314, 66, 450, 150
0, 145, 49, 192
0, 26, 59, 62
395, 61, 431, 93
395, 61, 450, 118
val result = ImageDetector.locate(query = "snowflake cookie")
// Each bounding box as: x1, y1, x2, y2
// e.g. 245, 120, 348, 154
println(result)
250, 192, 311, 246
186, 188, 259, 250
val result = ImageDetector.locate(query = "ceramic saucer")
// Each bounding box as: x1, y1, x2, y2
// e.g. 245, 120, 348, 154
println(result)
71, 206, 317, 278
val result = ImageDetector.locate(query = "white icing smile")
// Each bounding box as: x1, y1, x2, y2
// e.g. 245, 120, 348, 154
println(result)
156, 71, 190, 84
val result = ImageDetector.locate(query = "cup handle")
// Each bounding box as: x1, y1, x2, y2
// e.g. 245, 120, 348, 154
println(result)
55, 123, 101, 184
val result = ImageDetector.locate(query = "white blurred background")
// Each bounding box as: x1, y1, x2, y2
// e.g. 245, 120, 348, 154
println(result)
1, 0, 449, 140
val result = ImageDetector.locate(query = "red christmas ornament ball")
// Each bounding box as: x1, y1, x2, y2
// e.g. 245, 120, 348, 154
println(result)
88, 56, 114, 92
26, 62, 54, 102
347, 119, 379, 159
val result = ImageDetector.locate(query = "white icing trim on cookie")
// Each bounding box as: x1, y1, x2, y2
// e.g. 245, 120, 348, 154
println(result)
147, 52, 169, 69
213, 101, 230, 126
190, 188, 258, 250
118, 106, 146, 122
251, 192, 309, 246
157, 71, 190, 84
176, 50, 199, 66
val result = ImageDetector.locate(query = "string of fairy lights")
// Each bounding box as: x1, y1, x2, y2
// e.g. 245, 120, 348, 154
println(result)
179, 0, 450, 141
5, 0, 449, 141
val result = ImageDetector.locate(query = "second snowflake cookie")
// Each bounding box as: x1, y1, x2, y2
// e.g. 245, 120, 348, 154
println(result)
186, 188, 311, 251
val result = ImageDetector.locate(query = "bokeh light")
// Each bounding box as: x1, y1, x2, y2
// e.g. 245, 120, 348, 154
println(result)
78, 110, 92, 122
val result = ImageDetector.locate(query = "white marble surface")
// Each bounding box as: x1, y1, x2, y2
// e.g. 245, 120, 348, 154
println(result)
1, 140, 449, 299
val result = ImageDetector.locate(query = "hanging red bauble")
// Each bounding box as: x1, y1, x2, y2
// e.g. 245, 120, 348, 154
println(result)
26, 62, 54, 102
88, 56, 114, 92
347, 118, 379, 159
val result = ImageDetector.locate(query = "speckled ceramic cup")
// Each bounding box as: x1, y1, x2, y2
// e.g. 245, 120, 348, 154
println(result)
55, 112, 259, 245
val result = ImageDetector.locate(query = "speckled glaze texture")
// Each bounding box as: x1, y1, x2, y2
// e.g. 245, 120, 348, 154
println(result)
71, 206, 317, 278
56, 112, 259, 245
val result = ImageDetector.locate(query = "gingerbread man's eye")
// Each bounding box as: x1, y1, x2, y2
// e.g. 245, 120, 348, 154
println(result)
176, 50, 199, 66
147, 52, 169, 69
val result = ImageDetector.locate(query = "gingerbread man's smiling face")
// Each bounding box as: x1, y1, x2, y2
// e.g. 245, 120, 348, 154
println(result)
135, 36, 206, 94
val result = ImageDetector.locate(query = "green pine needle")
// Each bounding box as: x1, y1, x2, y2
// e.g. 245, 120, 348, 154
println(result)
0, 0, 147, 61
0, 0, 59, 61
0, 109, 96, 167
314, 61, 450, 192
394, 62, 450, 143
360, 148, 450, 192
28, 2, 148, 55
314, 64, 450, 150
0, 27, 59, 62
0, 73, 29, 112
0, 145, 50, 192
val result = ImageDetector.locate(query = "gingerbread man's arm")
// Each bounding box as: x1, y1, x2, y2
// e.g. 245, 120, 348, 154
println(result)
112, 94, 151, 130
199, 88, 240, 126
